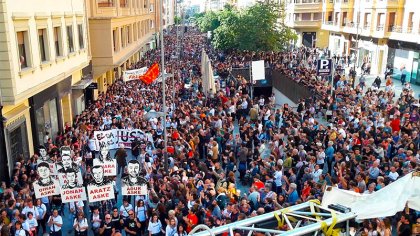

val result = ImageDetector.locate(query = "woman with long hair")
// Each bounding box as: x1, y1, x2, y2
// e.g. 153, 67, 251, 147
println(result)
73, 212, 88, 236
148, 214, 164, 236
174, 224, 187, 236
135, 199, 148, 235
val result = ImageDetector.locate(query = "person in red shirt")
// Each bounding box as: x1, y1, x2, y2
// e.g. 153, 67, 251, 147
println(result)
390, 115, 401, 132
183, 207, 198, 233
252, 175, 265, 191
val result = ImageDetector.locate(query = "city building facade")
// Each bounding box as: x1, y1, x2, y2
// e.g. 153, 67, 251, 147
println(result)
321, 0, 420, 82
87, 0, 159, 95
285, 0, 329, 48
0, 0, 91, 177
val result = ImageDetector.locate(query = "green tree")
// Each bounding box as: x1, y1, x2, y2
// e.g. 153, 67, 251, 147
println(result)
197, 1, 297, 51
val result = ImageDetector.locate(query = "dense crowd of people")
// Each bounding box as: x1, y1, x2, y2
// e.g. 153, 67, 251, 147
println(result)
0, 26, 418, 236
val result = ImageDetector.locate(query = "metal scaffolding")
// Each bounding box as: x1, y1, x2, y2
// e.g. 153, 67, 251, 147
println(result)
190, 201, 356, 236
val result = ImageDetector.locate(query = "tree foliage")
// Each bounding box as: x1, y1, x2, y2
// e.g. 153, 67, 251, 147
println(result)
197, 1, 297, 52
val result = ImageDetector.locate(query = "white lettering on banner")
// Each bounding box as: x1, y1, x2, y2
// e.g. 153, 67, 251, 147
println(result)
92, 159, 117, 176
123, 67, 148, 82
87, 184, 115, 203
33, 181, 60, 199
94, 129, 148, 150
61, 187, 87, 203
122, 185, 147, 196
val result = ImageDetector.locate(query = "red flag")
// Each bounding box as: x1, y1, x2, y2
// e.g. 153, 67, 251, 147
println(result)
140, 63, 160, 85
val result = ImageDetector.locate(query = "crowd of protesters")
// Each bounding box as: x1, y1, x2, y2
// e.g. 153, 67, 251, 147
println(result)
0, 26, 418, 236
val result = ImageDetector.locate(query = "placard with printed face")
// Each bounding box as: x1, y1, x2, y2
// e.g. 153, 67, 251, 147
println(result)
34, 162, 60, 199
93, 144, 117, 176
121, 160, 148, 196
87, 165, 115, 203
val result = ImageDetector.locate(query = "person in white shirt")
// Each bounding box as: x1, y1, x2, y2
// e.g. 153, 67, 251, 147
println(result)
274, 165, 283, 193
148, 214, 164, 236
119, 199, 134, 219
48, 209, 63, 236
26, 212, 38, 235
311, 165, 323, 183
14, 221, 26, 236
73, 212, 88, 236
165, 218, 177, 236
22, 200, 39, 220
388, 166, 399, 181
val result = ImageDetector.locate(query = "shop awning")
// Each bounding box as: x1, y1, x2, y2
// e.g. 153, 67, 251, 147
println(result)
72, 76, 93, 90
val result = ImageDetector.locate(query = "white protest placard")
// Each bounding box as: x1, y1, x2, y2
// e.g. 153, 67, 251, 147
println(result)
34, 180, 60, 199
37, 160, 57, 176
93, 159, 117, 176
94, 129, 148, 150
123, 67, 148, 82
57, 172, 84, 187
61, 187, 87, 203
122, 185, 147, 196
87, 184, 114, 203
252, 60, 266, 81
121, 160, 148, 196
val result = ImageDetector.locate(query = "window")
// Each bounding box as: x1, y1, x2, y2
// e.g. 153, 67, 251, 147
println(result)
128, 24, 132, 44
78, 24, 84, 49
121, 27, 125, 48
113, 29, 117, 51
53, 27, 62, 57
98, 0, 114, 7
67, 25, 74, 53
120, 0, 128, 7
313, 13, 322, 21
38, 29, 48, 62
302, 13, 311, 21
17, 31, 30, 69
150, 20, 154, 29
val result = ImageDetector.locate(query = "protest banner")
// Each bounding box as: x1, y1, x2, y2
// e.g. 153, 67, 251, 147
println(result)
94, 129, 148, 150
123, 67, 148, 82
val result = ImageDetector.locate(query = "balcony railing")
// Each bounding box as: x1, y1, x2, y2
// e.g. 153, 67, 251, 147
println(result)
98, 0, 114, 7
363, 24, 370, 30
376, 24, 384, 31
325, 21, 334, 25
407, 27, 413, 33
391, 25, 402, 32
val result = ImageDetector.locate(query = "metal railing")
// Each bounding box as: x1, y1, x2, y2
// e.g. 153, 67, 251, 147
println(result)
363, 24, 370, 30
97, 0, 114, 7
391, 25, 402, 32
376, 24, 384, 31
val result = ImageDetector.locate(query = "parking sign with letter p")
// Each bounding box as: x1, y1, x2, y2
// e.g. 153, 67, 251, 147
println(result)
317, 59, 333, 76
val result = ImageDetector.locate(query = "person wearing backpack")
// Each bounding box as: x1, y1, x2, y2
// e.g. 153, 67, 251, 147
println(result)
73, 212, 88, 236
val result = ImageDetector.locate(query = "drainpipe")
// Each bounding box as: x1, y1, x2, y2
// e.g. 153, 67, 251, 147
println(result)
0, 89, 10, 184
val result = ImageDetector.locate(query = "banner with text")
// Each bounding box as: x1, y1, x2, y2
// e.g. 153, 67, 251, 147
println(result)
123, 67, 148, 82
34, 180, 60, 199
94, 129, 147, 150
87, 184, 115, 203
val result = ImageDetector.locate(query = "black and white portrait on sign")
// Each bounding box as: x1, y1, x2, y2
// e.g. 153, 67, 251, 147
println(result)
38, 145, 51, 162
60, 169, 87, 203
93, 143, 117, 176
61, 169, 82, 189
122, 160, 148, 196
88, 165, 112, 187
33, 162, 60, 199
96, 143, 113, 163
56, 153, 79, 174
86, 165, 115, 202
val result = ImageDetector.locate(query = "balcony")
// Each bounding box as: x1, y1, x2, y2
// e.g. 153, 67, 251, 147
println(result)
376, 24, 384, 31
388, 25, 419, 43
290, 20, 322, 28
98, 0, 115, 7
322, 21, 340, 31
293, 0, 322, 12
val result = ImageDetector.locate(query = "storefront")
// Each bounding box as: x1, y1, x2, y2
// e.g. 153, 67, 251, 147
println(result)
387, 40, 420, 85
29, 76, 72, 147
